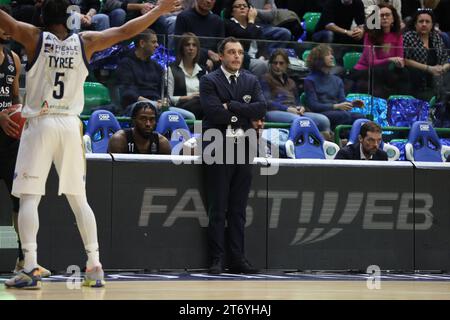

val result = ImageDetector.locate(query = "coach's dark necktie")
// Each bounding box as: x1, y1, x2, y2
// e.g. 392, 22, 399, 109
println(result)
230, 75, 237, 94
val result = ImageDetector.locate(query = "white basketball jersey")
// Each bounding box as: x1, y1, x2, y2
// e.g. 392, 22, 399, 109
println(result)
23, 32, 88, 117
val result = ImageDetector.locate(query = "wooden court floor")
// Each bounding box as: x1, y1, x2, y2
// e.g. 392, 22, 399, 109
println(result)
2, 280, 450, 300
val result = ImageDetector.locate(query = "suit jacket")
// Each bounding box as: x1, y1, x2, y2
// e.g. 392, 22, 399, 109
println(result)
200, 68, 267, 132
335, 143, 388, 161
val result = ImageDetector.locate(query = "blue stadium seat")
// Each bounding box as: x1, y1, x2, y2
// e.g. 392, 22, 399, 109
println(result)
405, 121, 450, 162
155, 111, 192, 154
83, 109, 121, 153
347, 118, 400, 161
285, 117, 339, 159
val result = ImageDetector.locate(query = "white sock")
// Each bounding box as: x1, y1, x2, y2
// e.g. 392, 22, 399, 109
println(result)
66, 194, 101, 269
18, 195, 42, 272
85, 243, 101, 269
22, 243, 38, 272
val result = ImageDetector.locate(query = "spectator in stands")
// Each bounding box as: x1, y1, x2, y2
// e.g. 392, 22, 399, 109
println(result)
362, 0, 402, 19
304, 44, 365, 129
353, 4, 408, 98
223, 0, 268, 76
174, 0, 225, 70
116, 29, 196, 119
260, 49, 333, 140
403, 8, 450, 100
108, 101, 171, 154
434, 0, 450, 49
335, 121, 388, 160
249, 0, 292, 45
168, 33, 206, 120
68, 0, 110, 31
101, 0, 169, 33
312, 0, 366, 45
275, 0, 326, 20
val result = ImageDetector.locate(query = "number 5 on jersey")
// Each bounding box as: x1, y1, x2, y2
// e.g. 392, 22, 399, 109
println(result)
53, 72, 65, 99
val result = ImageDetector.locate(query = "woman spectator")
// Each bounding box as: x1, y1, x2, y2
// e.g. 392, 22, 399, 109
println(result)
305, 44, 365, 130
223, 0, 268, 76
353, 4, 408, 98
260, 49, 333, 141
403, 8, 450, 100
167, 33, 206, 120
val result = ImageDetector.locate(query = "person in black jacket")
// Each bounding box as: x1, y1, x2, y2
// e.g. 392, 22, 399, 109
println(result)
200, 37, 266, 274
335, 121, 388, 160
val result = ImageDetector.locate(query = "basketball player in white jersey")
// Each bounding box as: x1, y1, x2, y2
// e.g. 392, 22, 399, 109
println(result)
0, 0, 181, 289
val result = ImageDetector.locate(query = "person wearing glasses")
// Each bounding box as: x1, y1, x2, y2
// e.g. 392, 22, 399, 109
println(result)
353, 4, 408, 98
222, 0, 268, 76
403, 8, 450, 100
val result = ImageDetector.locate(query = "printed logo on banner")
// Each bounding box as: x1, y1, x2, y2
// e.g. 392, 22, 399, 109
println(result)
137, 189, 435, 246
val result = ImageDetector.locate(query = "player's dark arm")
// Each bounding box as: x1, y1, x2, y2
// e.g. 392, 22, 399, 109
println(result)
158, 135, 171, 155
12, 51, 21, 105
0, 9, 40, 64
107, 130, 129, 153
82, 0, 181, 60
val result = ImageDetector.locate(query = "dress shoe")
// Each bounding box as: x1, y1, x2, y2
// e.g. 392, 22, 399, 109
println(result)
229, 258, 259, 274
208, 258, 223, 274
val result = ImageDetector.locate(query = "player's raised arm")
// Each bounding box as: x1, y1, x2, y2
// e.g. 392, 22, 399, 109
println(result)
0, 8, 40, 63
81, 0, 181, 61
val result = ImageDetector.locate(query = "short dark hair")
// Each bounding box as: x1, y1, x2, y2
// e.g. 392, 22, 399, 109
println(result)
360, 121, 382, 138
41, 0, 70, 28
131, 101, 158, 120
408, 8, 436, 31
134, 29, 156, 48
217, 36, 241, 55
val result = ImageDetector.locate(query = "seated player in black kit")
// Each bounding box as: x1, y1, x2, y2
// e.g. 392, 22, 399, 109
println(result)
108, 101, 171, 154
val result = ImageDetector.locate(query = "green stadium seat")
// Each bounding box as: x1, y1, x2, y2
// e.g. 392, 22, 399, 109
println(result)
302, 50, 311, 61
302, 12, 321, 34
0, 0, 11, 4
342, 52, 362, 73
83, 82, 111, 115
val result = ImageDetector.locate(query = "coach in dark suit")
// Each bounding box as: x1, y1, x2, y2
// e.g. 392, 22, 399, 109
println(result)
200, 37, 267, 274
335, 121, 388, 161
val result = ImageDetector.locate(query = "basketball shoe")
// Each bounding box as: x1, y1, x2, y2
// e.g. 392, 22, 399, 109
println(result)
14, 259, 52, 278
5, 268, 42, 289
83, 266, 106, 288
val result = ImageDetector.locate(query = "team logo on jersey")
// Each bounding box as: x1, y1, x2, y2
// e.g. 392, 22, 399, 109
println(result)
243, 95, 252, 103
8, 65, 15, 73
44, 43, 54, 54
40, 101, 49, 115
99, 114, 111, 121
168, 114, 180, 122
6, 75, 14, 85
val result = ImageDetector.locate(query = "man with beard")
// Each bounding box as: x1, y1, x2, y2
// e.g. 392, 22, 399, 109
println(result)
108, 101, 171, 154
335, 121, 388, 160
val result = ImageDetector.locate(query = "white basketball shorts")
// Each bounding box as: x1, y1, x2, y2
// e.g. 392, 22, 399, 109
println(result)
12, 114, 86, 197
